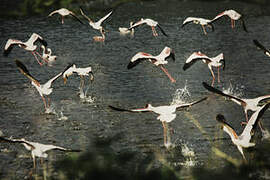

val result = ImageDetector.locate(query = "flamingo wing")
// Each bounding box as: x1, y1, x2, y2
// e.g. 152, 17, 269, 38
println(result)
3, 39, 24, 56
202, 82, 245, 104
127, 52, 154, 69
69, 12, 84, 24
253, 39, 270, 57
176, 97, 208, 110
157, 24, 168, 36
97, 11, 113, 25
79, 7, 93, 23
15, 60, 40, 86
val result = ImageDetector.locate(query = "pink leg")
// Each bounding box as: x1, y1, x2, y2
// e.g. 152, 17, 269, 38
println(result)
151, 26, 158, 37
160, 65, 176, 83
62, 16, 64, 24
35, 51, 49, 63
162, 121, 167, 146
217, 67, 220, 83
31, 52, 43, 66
209, 69, 215, 86
47, 98, 51, 108
202, 25, 207, 35
231, 19, 235, 28
41, 96, 47, 110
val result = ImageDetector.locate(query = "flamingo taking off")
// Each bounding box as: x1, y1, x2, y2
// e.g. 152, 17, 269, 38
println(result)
128, 18, 168, 37
15, 60, 63, 111
109, 97, 207, 148
182, 17, 214, 35
4, 33, 48, 65
211, 9, 248, 32
0, 136, 81, 168
202, 82, 270, 124
183, 52, 225, 86
48, 8, 84, 24
128, 46, 176, 83
253, 39, 270, 57
80, 7, 113, 35
216, 103, 270, 161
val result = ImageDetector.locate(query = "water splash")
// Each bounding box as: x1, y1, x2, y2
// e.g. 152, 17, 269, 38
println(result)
78, 78, 95, 103
261, 128, 270, 141
222, 82, 245, 98
176, 140, 197, 167
44, 103, 57, 114
171, 81, 191, 105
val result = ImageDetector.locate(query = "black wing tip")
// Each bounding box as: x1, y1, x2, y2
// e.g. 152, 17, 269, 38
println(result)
109, 105, 130, 112
183, 63, 191, 71
127, 61, 137, 69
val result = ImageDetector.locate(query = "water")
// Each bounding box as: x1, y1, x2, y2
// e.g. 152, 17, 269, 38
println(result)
1, 0, 270, 179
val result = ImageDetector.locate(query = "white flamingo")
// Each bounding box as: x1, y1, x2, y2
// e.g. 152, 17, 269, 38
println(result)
128, 18, 168, 37
182, 17, 214, 35
109, 97, 207, 148
4, 33, 48, 65
48, 8, 84, 24
16, 60, 63, 110
0, 136, 81, 168
183, 51, 225, 86
128, 47, 176, 83
216, 103, 270, 161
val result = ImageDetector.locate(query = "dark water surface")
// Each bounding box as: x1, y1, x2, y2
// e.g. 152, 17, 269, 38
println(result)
1, 0, 270, 179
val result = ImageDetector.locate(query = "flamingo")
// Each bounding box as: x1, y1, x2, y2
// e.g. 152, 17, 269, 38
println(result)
183, 52, 225, 86
119, 22, 135, 36
48, 8, 84, 24
109, 97, 207, 148
253, 39, 270, 57
211, 9, 248, 32
128, 18, 168, 37
202, 82, 270, 124
80, 7, 113, 35
4, 33, 48, 65
15, 60, 63, 111
93, 28, 106, 42
216, 103, 270, 161
0, 137, 81, 168
41, 45, 57, 63
128, 46, 176, 83
182, 17, 214, 35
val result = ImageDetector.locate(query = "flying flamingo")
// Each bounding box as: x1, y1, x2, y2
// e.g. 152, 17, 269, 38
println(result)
0, 136, 81, 168
211, 9, 248, 32
183, 51, 225, 86
128, 46, 176, 83
109, 97, 207, 148
119, 22, 135, 36
48, 8, 84, 24
182, 17, 214, 35
128, 18, 168, 37
4, 33, 48, 65
80, 7, 113, 35
216, 103, 270, 161
15, 60, 63, 111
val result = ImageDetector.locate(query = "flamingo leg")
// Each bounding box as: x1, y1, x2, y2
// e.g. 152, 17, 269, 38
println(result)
35, 51, 49, 63
33, 156, 36, 169
151, 26, 158, 37
201, 25, 207, 35
61, 16, 64, 24
162, 121, 167, 147
47, 97, 51, 108
231, 19, 235, 28
217, 67, 220, 83
41, 96, 47, 110
31, 52, 43, 66
160, 65, 176, 83
209, 67, 215, 86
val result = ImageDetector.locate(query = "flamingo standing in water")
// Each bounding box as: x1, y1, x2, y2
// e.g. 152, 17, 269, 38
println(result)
182, 17, 214, 35
211, 9, 248, 32
0, 136, 81, 168
183, 51, 225, 86
4, 33, 48, 65
119, 22, 135, 36
15, 60, 63, 111
128, 18, 168, 37
48, 8, 84, 24
128, 47, 176, 83
109, 97, 207, 148
216, 103, 270, 161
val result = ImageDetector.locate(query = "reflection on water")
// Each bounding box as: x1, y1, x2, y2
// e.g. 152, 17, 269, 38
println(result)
1, 0, 270, 179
